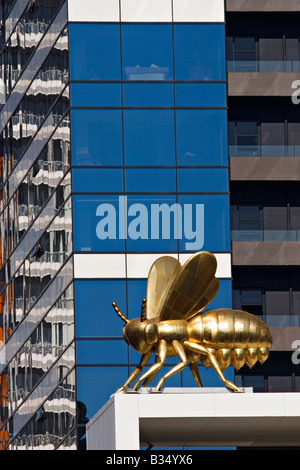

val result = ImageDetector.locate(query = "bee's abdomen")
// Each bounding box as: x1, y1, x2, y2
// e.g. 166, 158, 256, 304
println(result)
189, 309, 272, 370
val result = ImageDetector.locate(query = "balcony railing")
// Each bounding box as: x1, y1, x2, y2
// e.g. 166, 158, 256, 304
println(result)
247, 315, 300, 328
227, 60, 300, 73
265, 315, 300, 327
231, 230, 300, 242
229, 145, 300, 157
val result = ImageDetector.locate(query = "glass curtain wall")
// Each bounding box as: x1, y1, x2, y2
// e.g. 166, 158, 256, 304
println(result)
69, 20, 232, 424
0, 0, 75, 450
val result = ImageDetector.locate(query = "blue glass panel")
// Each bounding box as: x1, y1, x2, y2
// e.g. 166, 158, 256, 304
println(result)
177, 168, 229, 193
123, 83, 174, 107
176, 110, 228, 166
76, 340, 127, 364
69, 24, 121, 80
177, 195, 230, 252
73, 195, 126, 252
127, 280, 147, 319
72, 194, 230, 252
175, 83, 226, 108
210, 279, 232, 309
71, 110, 123, 166
125, 168, 176, 193
182, 364, 234, 388
174, 24, 226, 81
76, 366, 129, 418
72, 169, 123, 193
125, 195, 178, 252
130, 362, 182, 384
122, 24, 173, 81
70, 83, 122, 108
123, 110, 175, 166
75, 280, 126, 337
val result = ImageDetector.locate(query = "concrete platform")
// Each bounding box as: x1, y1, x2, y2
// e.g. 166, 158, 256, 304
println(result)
86, 388, 300, 449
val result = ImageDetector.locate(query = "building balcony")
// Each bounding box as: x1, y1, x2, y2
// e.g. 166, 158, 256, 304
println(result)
263, 315, 300, 328
227, 71, 299, 96
226, 0, 300, 13
230, 156, 300, 181
229, 145, 300, 181
232, 240, 300, 266
269, 326, 300, 351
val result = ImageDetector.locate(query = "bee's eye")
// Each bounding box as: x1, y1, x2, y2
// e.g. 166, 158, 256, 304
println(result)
123, 328, 129, 344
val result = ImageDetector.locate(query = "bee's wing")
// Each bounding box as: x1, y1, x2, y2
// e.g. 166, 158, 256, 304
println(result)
156, 251, 219, 321
146, 256, 181, 320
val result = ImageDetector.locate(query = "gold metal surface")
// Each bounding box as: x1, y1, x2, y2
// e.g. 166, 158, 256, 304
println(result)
112, 251, 272, 393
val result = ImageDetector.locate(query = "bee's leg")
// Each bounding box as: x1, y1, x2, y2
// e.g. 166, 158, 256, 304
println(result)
184, 341, 243, 393
155, 340, 187, 392
115, 351, 152, 393
132, 340, 167, 391
189, 362, 203, 387
142, 356, 160, 387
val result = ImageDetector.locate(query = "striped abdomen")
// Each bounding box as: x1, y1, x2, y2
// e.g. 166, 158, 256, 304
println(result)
188, 308, 272, 370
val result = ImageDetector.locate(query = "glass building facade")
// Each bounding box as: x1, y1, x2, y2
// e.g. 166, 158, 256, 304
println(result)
0, 0, 74, 449
0, 0, 231, 449
70, 0, 232, 450
3, 0, 297, 451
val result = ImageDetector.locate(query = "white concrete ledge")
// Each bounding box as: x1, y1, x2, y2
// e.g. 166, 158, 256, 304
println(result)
73, 252, 232, 279
86, 388, 300, 449
67, 0, 225, 22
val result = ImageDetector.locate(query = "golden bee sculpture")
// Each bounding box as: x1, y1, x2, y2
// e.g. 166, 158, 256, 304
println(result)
112, 251, 272, 393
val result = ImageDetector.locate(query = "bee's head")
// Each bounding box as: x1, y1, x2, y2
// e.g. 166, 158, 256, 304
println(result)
122, 318, 158, 354
112, 300, 158, 354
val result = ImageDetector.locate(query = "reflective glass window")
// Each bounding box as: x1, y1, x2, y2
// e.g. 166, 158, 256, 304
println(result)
175, 83, 226, 108
177, 168, 229, 193
72, 169, 123, 193
76, 366, 129, 418
76, 340, 127, 364
73, 195, 126, 252
178, 195, 230, 252
11, 369, 77, 450
69, 24, 121, 80
2, 53, 69, 182
234, 36, 257, 62
127, 279, 147, 319
121, 24, 173, 81
1, 119, 71, 260
176, 110, 228, 166
125, 195, 178, 252
125, 168, 176, 193
73, 194, 181, 252
1, 0, 66, 95
236, 121, 259, 147
70, 83, 122, 108
123, 110, 175, 166
209, 280, 233, 309
0, 0, 14, 22
123, 83, 174, 107
75, 280, 126, 337
1, 285, 74, 428
0, 198, 73, 343
71, 110, 123, 166
174, 24, 226, 81
182, 364, 234, 388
